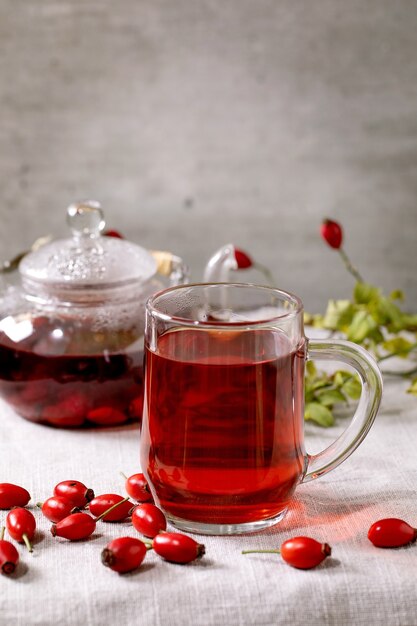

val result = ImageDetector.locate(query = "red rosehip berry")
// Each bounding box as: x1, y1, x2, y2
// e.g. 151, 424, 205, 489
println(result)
42, 392, 89, 428
0, 527, 19, 575
89, 494, 133, 522
53, 480, 94, 508
103, 229, 124, 239
131, 503, 167, 538
242, 536, 331, 570
152, 532, 205, 564
6, 508, 36, 553
368, 518, 417, 548
86, 406, 128, 426
101, 537, 148, 573
234, 248, 253, 269
0, 483, 31, 509
38, 496, 79, 523
320, 219, 343, 249
123, 473, 153, 502
280, 537, 331, 569
51, 512, 96, 541
128, 397, 143, 420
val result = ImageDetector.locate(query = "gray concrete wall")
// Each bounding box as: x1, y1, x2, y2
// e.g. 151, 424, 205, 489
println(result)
1, 0, 416, 313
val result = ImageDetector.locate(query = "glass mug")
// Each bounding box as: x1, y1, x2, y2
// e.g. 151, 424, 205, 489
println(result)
140, 283, 383, 535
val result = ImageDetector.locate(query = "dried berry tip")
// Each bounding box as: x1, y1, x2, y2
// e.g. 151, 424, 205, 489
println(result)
101, 548, 114, 567
322, 543, 332, 557
1, 561, 16, 575
85, 489, 94, 503
197, 544, 206, 558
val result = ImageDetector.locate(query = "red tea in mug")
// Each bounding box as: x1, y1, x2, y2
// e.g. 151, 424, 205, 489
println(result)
141, 327, 306, 525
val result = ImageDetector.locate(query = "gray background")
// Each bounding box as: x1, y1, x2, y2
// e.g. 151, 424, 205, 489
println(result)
1, 0, 416, 313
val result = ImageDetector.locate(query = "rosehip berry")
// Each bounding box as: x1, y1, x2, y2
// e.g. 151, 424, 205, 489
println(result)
89, 494, 133, 522
234, 248, 253, 269
152, 532, 205, 564
320, 219, 343, 249
86, 407, 128, 426
0, 483, 31, 509
280, 537, 331, 569
368, 518, 417, 548
131, 503, 167, 538
38, 496, 79, 523
101, 537, 148, 573
103, 229, 124, 239
51, 512, 96, 541
128, 397, 143, 420
6, 507, 36, 553
123, 473, 153, 502
0, 527, 19, 575
53, 480, 94, 508
242, 536, 331, 570
43, 392, 89, 427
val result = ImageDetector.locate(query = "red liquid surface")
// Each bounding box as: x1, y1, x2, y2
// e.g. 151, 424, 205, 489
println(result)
0, 317, 143, 428
141, 327, 306, 525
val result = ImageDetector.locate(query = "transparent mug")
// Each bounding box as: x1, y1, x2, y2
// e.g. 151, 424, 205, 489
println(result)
140, 283, 383, 535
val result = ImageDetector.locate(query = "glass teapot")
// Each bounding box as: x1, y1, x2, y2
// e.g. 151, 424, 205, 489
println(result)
0, 201, 189, 428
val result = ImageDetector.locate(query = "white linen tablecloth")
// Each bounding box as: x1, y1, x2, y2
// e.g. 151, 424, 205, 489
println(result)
1, 374, 417, 626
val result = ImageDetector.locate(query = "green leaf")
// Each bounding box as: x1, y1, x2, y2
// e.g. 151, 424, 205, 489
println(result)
390, 289, 404, 302
342, 376, 362, 400
304, 312, 315, 325
407, 378, 417, 396
333, 370, 356, 387
311, 379, 333, 391
321, 300, 355, 331
305, 402, 335, 427
374, 297, 405, 330
306, 360, 317, 378
347, 310, 379, 343
354, 282, 381, 305
381, 337, 414, 358
401, 313, 417, 331
315, 389, 347, 407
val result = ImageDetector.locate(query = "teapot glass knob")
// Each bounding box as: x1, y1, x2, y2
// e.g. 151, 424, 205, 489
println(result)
67, 201, 106, 239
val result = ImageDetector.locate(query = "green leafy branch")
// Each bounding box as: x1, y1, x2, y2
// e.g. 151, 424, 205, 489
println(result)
305, 221, 417, 426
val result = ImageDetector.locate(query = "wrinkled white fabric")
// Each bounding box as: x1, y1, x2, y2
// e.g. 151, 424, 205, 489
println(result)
0, 375, 416, 626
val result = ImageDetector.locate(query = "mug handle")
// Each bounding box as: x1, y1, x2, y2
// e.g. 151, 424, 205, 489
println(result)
302, 339, 383, 483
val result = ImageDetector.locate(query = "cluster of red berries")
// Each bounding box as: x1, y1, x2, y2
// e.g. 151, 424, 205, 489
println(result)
0, 475, 205, 575
2, 480, 416, 575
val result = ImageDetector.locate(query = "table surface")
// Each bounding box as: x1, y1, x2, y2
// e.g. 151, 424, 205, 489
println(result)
1, 371, 416, 626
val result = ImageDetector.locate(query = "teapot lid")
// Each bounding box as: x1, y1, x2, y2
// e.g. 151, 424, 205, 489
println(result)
19, 201, 157, 294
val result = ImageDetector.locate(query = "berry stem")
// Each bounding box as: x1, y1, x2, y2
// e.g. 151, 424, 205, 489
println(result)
0, 526, 4, 540
377, 343, 417, 363
338, 248, 364, 283
94, 497, 130, 522
120, 472, 128, 480
241, 549, 281, 555
22, 533, 33, 553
